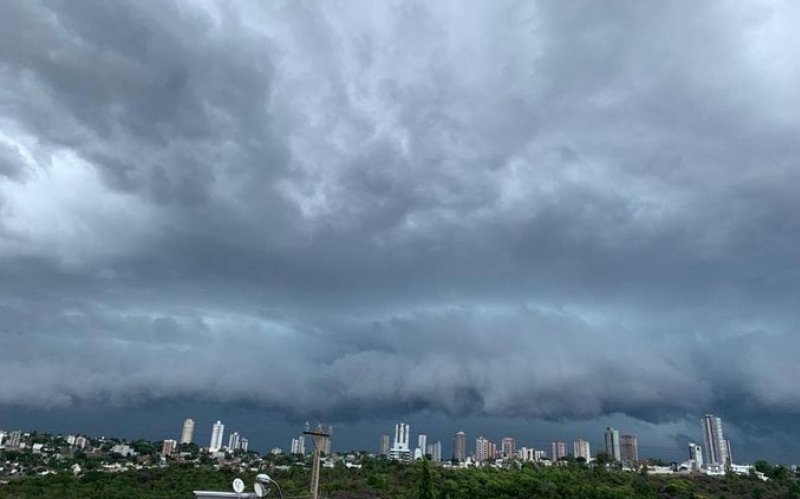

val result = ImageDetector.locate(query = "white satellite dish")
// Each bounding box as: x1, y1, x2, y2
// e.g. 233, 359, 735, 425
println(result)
232, 478, 245, 494
253, 482, 268, 498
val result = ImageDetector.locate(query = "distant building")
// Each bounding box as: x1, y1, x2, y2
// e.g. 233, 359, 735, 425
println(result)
725, 439, 733, 464
475, 436, 492, 462
604, 427, 621, 461
701, 415, 729, 466
161, 439, 177, 456
427, 441, 442, 462
620, 434, 639, 464
291, 435, 306, 455
415, 433, 427, 460
0, 431, 5, 447
75, 436, 88, 449
388, 423, 411, 462
228, 432, 240, 451
209, 421, 224, 452
551, 441, 567, 461
111, 444, 135, 457
7, 431, 22, 448
502, 437, 515, 458
573, 439, 591, 461
688, 442, 704, 471
321, 436, 332, 455
181, 419, 195, 444
520, 447, 536, 462
378, 434, 390, 456
240, 438, 249, 452
453, 431, 467, 462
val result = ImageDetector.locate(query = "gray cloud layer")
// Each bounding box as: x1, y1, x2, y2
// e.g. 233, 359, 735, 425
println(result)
1, 0, 800, 446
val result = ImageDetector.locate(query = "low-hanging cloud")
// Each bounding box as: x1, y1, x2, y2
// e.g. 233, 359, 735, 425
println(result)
1, 0, 800, 441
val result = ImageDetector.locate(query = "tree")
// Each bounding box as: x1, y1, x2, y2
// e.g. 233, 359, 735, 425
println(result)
416, 459, 435, 499
594, 452, 613, 466
754, 460, 771, 474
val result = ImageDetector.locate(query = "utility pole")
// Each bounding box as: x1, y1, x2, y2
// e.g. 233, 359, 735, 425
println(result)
303, 423, 332, 499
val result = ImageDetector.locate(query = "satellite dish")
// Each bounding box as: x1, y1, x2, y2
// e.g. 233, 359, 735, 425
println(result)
232, 478, 245, 493
253, 482, 268, 498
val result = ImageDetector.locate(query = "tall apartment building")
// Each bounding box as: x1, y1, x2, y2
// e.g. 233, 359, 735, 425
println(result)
388, 423, 411, 462
321, 435, 332, 455
228, 431, 240, 451
180, 418, 195, 444
240, 438, 249, 452
702, 414, 729, 466
688, 442, 704, 471
475, 436, 491, 462
291, 435, 306, 455
620, 434, 639, 464
415, 433, 427, 460
551, 440, 567, 461
520, 447, 536, 461
161, 439, 177, 456
573, 439, 591, 461
453, 431, 467, 462
604, 427, 621, 461
209, 421, 224, 452
427, 440, 442, 462
502, 437, 515, 458
378, 434, 390, 456
7, 431, 22, 448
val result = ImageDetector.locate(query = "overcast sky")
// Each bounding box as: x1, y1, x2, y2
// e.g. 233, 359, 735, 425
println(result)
1, 0, 800, 462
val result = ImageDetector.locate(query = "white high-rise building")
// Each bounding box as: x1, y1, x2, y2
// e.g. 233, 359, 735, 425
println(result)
388, 423, 412, 462
689, 442, 704, 471
604, 427, 621, 461
702, 415, 729, 466
74, 436, 88, 449
181, 419, 195, 444
209, 421, 224, 452
502, 437, 515, 458
551, 441, 567, 461
520, 447, 536, 462
379, 434, 390, 456
240, 438, 249, 452
0, 431, 6, 447
291, 436, 306, 455
228, 431, 240, 451
475, 436, 491, 462
574, 439, 591, 461
7, 431, 22, 448
426, 441, 442, 462
415, 433, 427, 460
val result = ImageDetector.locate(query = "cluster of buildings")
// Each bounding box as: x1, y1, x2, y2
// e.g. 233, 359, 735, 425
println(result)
376, 423, 639, 467
379, 423, 443, 463
678, 414, 743, 476
159, 418, 250, 457
0, 413, 780, 481
374, 414, 762, 479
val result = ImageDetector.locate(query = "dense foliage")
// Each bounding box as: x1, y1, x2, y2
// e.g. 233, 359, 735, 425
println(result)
1, 458, 799, 499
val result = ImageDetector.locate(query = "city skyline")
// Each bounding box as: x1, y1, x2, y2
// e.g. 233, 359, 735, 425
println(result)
0, 411, 784, 469
1, 0, 799, 467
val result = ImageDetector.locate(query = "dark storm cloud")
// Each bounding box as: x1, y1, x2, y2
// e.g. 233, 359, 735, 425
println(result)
1, 0, 800, 458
